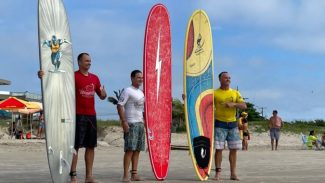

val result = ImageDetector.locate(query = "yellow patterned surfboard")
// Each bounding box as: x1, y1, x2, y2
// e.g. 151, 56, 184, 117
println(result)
183, 10, 214, 181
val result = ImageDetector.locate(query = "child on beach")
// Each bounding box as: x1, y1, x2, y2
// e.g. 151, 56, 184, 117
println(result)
239, 112, 249, 150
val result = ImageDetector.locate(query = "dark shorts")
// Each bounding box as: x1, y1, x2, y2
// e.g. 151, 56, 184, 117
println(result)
75, 114, 97, 149
124, 122, 145, 152
243, 131, 249, 137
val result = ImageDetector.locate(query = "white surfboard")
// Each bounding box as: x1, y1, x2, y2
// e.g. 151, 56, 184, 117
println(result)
38, 0, 75, 182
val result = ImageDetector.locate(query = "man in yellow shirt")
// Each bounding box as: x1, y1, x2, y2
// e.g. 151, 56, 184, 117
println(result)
214, 71, 247, 181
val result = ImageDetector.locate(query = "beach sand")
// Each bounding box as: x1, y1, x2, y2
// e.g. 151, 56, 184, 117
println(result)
1, 127, 325, 183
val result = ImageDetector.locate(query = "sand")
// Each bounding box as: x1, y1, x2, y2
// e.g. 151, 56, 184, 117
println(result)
0, 127, 325, 183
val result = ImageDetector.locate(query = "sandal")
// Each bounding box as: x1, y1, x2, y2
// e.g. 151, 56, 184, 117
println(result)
130, 170, 144, 181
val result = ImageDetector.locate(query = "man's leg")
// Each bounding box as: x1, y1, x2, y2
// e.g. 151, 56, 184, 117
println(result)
271, 139, 274, 150
123, 151, 133, 181
85, 147, 95, 182
131, 151, 142, 181
275, 140, 279, 150
229, 149, 239, 180
214, 150, 223, 180
70, 148, 79, 183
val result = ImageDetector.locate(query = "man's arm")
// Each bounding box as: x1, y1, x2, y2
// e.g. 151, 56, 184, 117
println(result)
268, 118, 272, 129
117, 104, 129, 133
225, 102, 247, 109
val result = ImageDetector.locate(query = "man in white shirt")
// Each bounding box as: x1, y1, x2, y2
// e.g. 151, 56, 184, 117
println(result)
117, 70, 145, 183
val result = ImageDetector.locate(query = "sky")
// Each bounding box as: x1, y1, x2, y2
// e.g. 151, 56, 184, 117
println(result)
0, 0, 325, 121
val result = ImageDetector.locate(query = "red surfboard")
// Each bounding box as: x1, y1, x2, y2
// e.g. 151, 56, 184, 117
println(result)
143, 4, 172, 181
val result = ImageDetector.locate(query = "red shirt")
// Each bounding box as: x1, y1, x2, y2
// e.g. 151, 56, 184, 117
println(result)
75, 70, 101, 115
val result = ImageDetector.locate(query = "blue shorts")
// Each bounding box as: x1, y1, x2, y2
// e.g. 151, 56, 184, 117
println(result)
124, 122, 145, 152
39, 122, 45, 129
214, 120, 242, 150
270, 128, 280, 140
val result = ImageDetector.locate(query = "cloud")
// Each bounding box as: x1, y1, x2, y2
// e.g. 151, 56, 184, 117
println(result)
198, 0, 325, 54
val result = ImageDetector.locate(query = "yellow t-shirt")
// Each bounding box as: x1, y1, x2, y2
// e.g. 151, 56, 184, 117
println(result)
214, 88, 244, 122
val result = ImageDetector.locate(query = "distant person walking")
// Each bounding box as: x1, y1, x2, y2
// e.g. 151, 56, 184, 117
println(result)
269, 110, 283, 150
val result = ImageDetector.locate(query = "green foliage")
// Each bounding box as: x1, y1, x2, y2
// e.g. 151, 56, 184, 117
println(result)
239, 102, 265, 121
172, 98, 186, 132
108, 89, 124, 105
97, 120, 120, 128
249, 120, 325, 135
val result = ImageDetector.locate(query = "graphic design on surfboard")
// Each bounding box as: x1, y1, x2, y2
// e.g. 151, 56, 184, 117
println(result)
143, 4, 172, 180
38, 0, 75, 182
183, 10, 214, 181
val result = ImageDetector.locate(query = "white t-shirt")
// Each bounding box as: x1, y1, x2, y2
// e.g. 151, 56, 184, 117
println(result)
118, 86, 144, 123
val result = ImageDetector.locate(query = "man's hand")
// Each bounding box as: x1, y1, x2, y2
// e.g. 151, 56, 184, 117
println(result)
182, 94, 186, 101
122, 121, 129, 133
100, 85, 107, 100
38, 70, 44, 79
224, 102, 237, 108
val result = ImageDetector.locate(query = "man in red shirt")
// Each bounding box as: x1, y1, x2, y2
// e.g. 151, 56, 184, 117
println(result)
39, 53, 106, 183
71, 53, 106, 183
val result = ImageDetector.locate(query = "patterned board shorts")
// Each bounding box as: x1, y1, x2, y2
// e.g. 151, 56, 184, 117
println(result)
214, 121, 242, 150
124, 122, 145, 152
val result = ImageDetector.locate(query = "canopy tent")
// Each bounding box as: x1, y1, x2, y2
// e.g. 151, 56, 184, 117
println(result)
0, 97, 43, 138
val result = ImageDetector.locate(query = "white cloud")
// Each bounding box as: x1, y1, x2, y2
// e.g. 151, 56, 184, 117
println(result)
273, 34, 325, 54
199, 0, 325, 54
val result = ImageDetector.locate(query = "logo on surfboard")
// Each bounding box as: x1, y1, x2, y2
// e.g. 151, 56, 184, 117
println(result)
42, 35, 71, 72
155, 32, 162, 102
195, 33, 204, 55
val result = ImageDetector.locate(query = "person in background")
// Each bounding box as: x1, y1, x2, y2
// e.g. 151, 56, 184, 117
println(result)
239, 112, 249, 151
36, 111, 45, 139
268, 110, 283, 151
307, 130, 320, 150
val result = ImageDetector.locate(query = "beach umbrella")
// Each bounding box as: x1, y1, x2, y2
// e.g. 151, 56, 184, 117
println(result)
0, 97, 27, 110
0, 97, 28, 138
14, 102, 43, 136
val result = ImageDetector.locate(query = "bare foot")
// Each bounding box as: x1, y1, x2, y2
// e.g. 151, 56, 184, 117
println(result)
70, 178, 78, 183
130, 170, 144, 181
230, 175, 240, 181
70, 171, 78, 183
122, 177, 131, 183
85, 176, 100, 183
213, 168, 221, 180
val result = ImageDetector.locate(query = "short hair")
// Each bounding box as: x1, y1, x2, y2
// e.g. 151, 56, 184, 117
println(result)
273, 110, 278, 114
77, 52, 89, 62
131, 70, 142, 78
309, 130, 315, 136
218, 71, 228, 79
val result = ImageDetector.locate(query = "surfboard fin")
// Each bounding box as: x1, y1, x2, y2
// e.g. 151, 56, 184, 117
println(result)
70, 146, 77, 155
60, 151, 70, 175
48, 146, 54, 155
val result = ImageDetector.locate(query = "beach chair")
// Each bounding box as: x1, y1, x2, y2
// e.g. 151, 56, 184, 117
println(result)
300, 133, 309, 150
